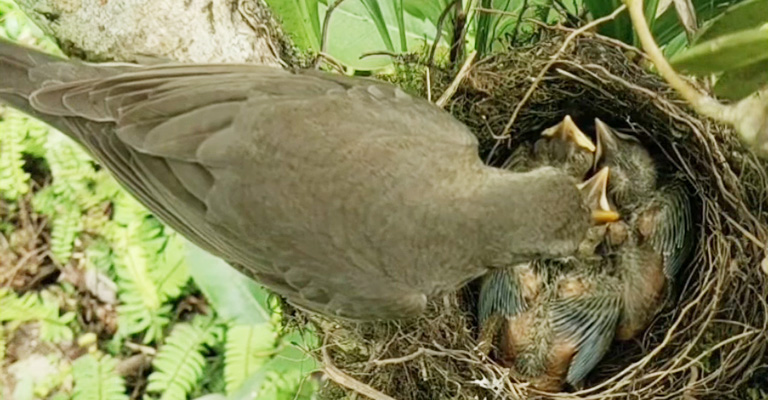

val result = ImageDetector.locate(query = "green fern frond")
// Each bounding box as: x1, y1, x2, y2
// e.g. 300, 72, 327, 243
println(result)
72, 354, 129, 400
49, 204, 83, 264
151, 233, 189, 302
111, 206, 189, 341
115, 226, 160, 310
146, 317, 220, 400
0, 107, 31, 200
32, 185, 59, 216
109, 192, 150, 230
0, 288, 75, 342
257, 368, 316, 400
86, 238, 116, 272
113, 220, 173, 343
224, 323, 277, 394
45, 132, 96, 205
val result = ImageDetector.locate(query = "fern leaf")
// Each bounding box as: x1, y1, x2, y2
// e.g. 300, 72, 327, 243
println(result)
49, 204, 83, 264
0, 289, 74, 342
0, 107, 31, 200
45, 131, 96, 205
146, 317, 219, 400
32, 185, 58, 216
224, 323, 277, 394
113, 219, 172, 343
72, 354, 129, 400
151, 233, 190, 302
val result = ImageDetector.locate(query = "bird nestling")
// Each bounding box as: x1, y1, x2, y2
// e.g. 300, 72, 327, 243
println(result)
478, 117, 694, 392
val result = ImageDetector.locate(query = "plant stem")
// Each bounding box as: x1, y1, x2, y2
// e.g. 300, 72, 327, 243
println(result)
623, 0, 731, 123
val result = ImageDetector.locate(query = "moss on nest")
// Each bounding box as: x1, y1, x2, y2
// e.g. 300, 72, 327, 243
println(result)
292, 32, 768, 400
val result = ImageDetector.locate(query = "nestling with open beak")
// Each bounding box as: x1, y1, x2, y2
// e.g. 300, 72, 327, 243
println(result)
504, 115, 597, 179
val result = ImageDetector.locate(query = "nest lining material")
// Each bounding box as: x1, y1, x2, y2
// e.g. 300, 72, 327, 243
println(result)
293, 33, 768, 400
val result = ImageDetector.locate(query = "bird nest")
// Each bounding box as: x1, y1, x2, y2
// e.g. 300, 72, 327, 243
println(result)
289, 33, 768, 399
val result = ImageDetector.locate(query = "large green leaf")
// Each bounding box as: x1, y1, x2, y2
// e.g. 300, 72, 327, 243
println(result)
263, 0, 321, 50
583, 0, 633, 44
670, 26, 768, 74
694, 0, 768, 44
360, 0, 396, 52
394, 0, 407, 51
319, 0, 439, 70
186, 241, 272, 325
652, 0, 737, 48
475, 0, 530, 54
714, 59, 768, 100
228, 331, 318, 400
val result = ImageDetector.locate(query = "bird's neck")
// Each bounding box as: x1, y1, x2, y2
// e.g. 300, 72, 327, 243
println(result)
461, 167, 589, 267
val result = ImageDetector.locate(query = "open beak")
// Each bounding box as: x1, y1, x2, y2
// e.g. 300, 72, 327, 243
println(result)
577, 166, 620, 224
542, 115, 596, 153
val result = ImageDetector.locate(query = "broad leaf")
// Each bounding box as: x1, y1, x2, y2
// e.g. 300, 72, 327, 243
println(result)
360, 0, 396, 52
318, 0, 440, 70
229, 331, 318, 400
653, 0, 734, 48
715, 60, 768, 100
670, 26, 768, 74
263, 0, 321, 50
695, 0, 768, 44
583, 0, 633, 44
186, 241, 272, 325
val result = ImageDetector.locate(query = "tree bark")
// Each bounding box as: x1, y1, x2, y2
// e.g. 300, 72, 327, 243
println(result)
13, 0, 288, 65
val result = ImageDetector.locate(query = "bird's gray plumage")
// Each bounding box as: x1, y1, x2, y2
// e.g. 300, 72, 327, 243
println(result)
0, 39, 591, 320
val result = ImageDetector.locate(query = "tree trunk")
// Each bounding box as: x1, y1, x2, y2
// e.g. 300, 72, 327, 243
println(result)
13, 0, 287, 65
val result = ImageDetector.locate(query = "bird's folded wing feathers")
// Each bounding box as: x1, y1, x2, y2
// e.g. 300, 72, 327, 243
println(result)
478, 265, 529, 324
649, 183, 694, 279
552, 288, 621, 385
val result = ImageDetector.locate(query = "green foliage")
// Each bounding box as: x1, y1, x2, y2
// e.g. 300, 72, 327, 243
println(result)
584, 0, 634, 44
72, 354, 129, 400
671, 27, 768, 73
0, 288, 75, 342
187, 243, 318, 398
670, 0, 768, 100
0, 108, 48, 200
263, 0, 322, 50
224, 324, 277, 393
266, 0, 444, 70
0, 2, 317, 400
186, 242, 273, 325
146, 316, 222, 400
714, 60, 768, 100
693, 0, 768, 43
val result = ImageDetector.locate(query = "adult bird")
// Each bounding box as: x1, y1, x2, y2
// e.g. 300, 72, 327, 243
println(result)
0, 38, 600, 320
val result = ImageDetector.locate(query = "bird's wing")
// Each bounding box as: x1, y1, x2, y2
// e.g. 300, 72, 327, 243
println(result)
0, 41, 484, 319
551, 281, 621, 386
649, 183, 694, 279
478, 264, 530, 324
